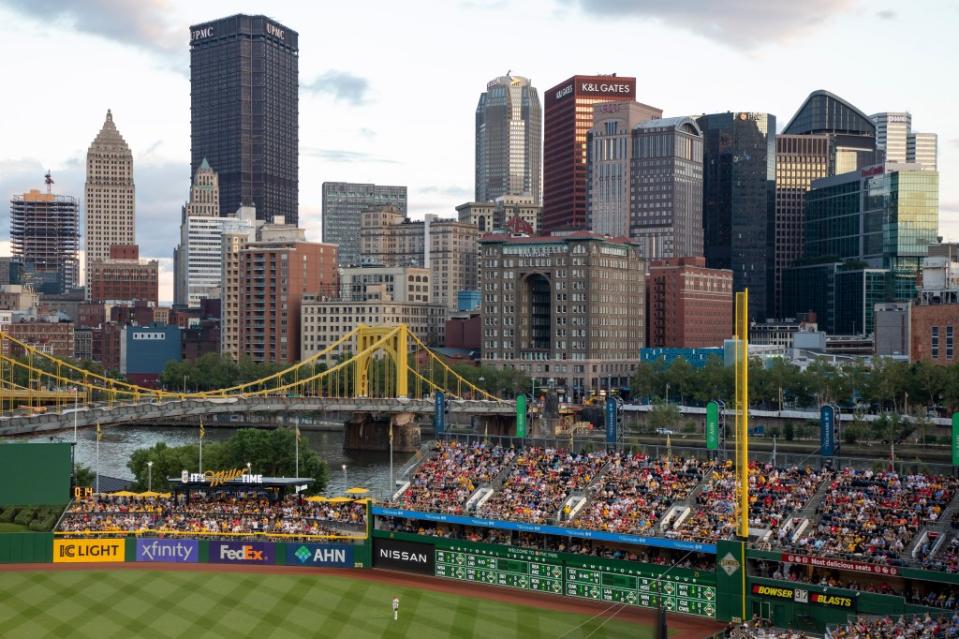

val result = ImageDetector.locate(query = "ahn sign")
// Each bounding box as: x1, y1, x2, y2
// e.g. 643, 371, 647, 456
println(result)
287, 543, 354, 567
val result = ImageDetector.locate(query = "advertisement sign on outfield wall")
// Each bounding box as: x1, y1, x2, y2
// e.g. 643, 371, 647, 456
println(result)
208, 541, 275, 565
53, 539, 125, 563
287, 543, 354, 567
373, 538, 434, 575
136, 538, 198, 563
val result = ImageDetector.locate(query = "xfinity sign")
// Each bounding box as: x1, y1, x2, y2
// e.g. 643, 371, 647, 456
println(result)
137, 539, 198, 563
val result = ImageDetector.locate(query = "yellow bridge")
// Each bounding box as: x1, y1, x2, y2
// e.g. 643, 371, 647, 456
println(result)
0, 324, 513, 434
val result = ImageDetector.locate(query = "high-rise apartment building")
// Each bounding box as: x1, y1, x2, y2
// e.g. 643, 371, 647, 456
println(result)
542, 75, 642, 231
697, 112, 776, 321
190, 15, 298, 224
237, 223, 337, 364
908, 132, 938, 170
646, 257, 733, 348
85, 110, 135, 298
584, 101, 661, 238
479, 232, 645, 398
360, 207, 478, 311
628, 117, 704, 259
10, 181, 79, 294
871, 112, 911, 164
321, 182, 407, 266
475, 74, 542, 204
219, 205, 258, 360
774, 90, 881, 319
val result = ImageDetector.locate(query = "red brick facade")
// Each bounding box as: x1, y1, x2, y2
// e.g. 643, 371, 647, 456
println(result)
646, 256, 733, 348
911, 304, 959, 364
89, 244, 158, 305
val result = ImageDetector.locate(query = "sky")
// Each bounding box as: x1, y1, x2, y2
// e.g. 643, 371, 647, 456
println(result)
0, 0, 956, 304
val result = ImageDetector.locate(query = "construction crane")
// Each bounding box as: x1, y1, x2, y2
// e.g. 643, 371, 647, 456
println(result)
44, 171, 53, 194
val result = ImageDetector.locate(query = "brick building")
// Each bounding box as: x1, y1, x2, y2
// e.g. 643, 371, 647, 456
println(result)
88, 245, 158, 305
646, 257, 733, 348
910, 304, 959, 364
2, 321, 75, 358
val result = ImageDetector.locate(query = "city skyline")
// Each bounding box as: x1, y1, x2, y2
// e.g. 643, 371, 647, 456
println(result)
0, 0, 955, 302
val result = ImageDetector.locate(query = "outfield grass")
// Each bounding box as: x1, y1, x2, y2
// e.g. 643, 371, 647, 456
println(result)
0, 569, 654, 639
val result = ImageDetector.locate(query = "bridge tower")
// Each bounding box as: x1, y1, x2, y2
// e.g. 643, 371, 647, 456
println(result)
353, 324, 409, 398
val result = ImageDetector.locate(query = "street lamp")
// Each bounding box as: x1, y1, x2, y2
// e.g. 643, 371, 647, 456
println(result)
147, 460, 154, 492
341, 464, 347, 487
246, 462, 252, 476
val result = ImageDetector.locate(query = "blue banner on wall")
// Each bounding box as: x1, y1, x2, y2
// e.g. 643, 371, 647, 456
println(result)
820, 404, 835, 456
605, 397, 617, 445
371, 506, 716, 554
435, 392, 446, 435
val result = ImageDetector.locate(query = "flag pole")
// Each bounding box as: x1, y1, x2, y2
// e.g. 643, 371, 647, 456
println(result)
95, 422, 101, 493
199, 420, 204, 473
295, 426, 300, 479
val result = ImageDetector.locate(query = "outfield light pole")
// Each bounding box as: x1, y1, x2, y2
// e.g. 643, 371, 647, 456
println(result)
147, 460, 153, 492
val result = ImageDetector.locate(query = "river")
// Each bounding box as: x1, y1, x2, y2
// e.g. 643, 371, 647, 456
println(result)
18, 425, 415, 497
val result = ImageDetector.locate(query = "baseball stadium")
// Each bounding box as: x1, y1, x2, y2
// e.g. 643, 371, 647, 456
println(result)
1, 317, 958, 639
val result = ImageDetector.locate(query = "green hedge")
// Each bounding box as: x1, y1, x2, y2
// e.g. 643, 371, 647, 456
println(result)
0, 506, 63, 532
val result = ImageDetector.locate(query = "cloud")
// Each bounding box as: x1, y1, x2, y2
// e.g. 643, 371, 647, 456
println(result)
951, 138, 959, 148
560, 0, 855, 49
0, 0, 180, 56
303, 70, 371, 105
876, 10, 896, 20
303, 148, 399, 164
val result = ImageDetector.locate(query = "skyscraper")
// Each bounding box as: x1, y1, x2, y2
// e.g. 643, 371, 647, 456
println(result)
871, 112, 911, 163
190, 14, 298, 224
321, 182, 407, 266
697, 112, 776, 321
85, 110, 135, 299
475, 74, 542, 204
585, 101, 661, 238
9, 177, 79, 294
628, 116, 703, 259
774, 90, 880, 319
908, 131, 938, 170
542, 75, 641, 231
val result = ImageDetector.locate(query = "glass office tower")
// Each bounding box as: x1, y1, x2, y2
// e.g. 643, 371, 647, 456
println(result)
190, 15, 298, 224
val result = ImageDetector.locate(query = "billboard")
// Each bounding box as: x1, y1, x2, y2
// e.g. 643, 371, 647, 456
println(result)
136, 538, 198, 563
605, 397, 617, 444
373, 538, 434, 575
706, 402, 719, 450
208, 541, 275, 565
287, 543, 354, 568
434, 392, 445, 436
515, 394, 527, 438
53, 539, 125, 563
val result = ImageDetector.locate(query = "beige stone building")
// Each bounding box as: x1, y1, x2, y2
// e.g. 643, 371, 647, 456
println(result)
479, 232, 645, 398
456, 194, 541, 234
84, 110, 135, 298
360, 207, 478, 311
300, 298, 447, 360
338, 265, 431, 303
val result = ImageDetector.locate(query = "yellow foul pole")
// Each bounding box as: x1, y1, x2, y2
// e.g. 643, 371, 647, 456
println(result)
735, 290, 750, 540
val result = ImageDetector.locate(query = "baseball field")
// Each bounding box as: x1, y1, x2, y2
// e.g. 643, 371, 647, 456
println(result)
0, 565, 720, 638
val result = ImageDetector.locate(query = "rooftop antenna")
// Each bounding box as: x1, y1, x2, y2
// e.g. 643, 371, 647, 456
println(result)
44, 171, 54, 195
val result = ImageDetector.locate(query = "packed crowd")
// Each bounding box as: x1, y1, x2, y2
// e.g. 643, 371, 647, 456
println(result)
672, 461, 737, 541
783, 469, 959, 563
571, 453, 705, 534
394, 440, 515, 514
829, 613, 959, 639
58, 493, 367, 538
920, 534, 959, 573
475, 447, 608, 524
747, 464, 830, 531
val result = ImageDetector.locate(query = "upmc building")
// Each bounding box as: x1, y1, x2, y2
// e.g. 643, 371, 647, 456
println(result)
542, 75, 636, 232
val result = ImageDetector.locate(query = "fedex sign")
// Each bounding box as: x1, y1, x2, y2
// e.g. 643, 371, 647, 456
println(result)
209, 541, 274, 564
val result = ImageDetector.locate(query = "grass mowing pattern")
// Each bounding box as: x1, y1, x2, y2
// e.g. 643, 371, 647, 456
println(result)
0, 570, 653, 638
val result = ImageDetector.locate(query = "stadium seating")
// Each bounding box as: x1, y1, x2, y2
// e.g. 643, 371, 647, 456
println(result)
829, 613, 959, 638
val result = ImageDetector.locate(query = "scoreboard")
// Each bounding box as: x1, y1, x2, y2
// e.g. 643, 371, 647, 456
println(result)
565, 563, 716, 617
435, 546, 563, 594
433, 544, 716, 618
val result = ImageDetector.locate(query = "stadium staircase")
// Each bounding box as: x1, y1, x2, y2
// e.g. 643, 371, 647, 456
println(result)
907, 489, 959, 560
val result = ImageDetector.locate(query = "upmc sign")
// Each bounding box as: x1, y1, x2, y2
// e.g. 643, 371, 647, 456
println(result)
209, 541, 274, 565
373, 538, 435, 575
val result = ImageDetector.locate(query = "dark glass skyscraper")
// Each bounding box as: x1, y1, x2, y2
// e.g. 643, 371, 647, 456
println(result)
697, 112, 776, 321
190, 15, 298, 224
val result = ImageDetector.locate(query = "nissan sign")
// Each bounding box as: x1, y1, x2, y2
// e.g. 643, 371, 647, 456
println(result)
373, 538, 435, 575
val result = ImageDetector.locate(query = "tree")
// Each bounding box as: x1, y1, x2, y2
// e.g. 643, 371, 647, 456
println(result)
647, 401, 681, 433
74, 464, 95, 488
629, 361, 661, 403
127, 429, 328, 494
